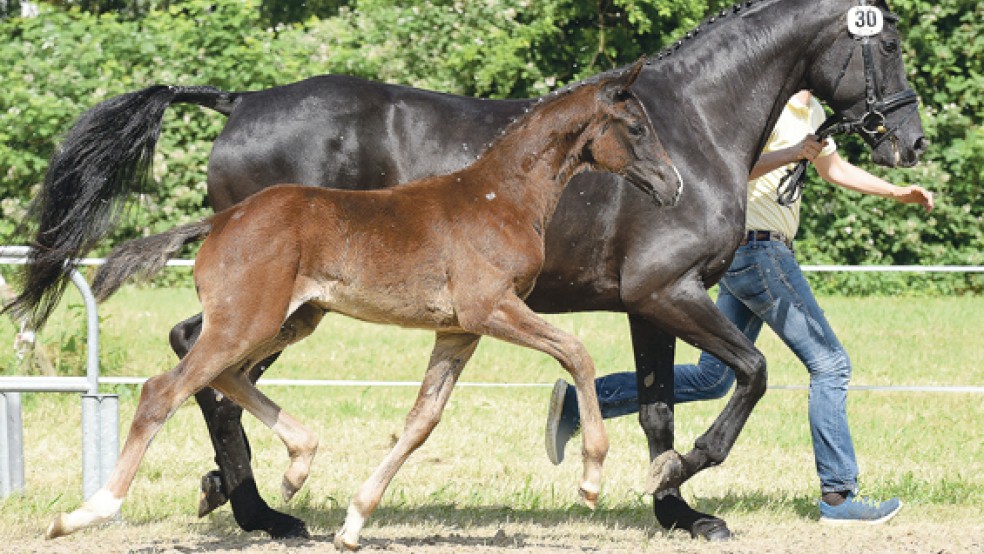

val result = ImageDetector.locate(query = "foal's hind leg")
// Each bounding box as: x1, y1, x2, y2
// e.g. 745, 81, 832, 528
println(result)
215, 302, 325, 503
211, 371, 319, 505
472, 295, 608, 508
46, 334, 250, 538
628, 315, 731, 541
335, 332, 480, 551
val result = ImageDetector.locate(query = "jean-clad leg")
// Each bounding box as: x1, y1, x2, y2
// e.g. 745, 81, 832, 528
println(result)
570, 243, 859, 492
673, 285, 763, 403
720, 242, 858, 493
581, 285, 761, 419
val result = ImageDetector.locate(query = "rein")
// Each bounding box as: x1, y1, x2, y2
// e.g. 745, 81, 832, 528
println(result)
776, 1, 919, 206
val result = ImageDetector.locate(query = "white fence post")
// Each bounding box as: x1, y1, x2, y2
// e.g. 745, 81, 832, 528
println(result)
0, 246, 118, 500
81, 394, 119, 499
1, 391, 25, 497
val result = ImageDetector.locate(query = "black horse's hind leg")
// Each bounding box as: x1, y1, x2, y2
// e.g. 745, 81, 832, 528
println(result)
170, 313, 309, 539
629, 315, 731, 541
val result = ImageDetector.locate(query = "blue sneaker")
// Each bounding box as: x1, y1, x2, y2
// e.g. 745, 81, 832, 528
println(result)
818, 492, 902, 525
545, 379, 578, 465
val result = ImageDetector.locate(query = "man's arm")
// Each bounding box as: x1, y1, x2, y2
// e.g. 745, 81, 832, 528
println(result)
813, 151, 934, 211
748, 135, 824, 180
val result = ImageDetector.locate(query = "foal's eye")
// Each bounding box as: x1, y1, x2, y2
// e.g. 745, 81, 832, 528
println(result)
627, 124, 646, 136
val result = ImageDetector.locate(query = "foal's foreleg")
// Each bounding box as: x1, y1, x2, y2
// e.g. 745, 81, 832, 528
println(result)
335, 332, 480, 551
476, 295, 608, 508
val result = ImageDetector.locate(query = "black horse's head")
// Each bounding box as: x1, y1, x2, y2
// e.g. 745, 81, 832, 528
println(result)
808, 0, 926, 167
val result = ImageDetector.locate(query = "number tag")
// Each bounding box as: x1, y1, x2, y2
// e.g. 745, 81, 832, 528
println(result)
847, 6, 884, 37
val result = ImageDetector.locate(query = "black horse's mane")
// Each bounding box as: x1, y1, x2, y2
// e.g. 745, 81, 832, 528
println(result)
478, 0, 896, 162
474, 0, 774, 159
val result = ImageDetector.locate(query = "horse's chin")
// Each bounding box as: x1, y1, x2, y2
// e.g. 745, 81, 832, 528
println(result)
869, 131, 927, 169
651, 168, 684, 207
871, 141, 920, 169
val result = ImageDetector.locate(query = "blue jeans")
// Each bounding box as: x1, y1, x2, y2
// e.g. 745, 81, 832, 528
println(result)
563, 240, 859, 493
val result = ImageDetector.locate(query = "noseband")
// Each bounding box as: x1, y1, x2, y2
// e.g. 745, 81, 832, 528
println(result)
777, 1, 919, 206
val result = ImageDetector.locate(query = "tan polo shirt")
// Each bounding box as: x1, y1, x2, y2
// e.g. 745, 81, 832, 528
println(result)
745, 96, 837, 239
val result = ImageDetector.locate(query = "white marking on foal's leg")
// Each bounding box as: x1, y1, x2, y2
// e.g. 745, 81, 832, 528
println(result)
46, 488, 122, 539
579, 479, 601, 510
334, 504, 366, 551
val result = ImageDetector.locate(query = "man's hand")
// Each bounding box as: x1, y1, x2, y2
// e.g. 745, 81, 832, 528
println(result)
794, 134, 826, 162
894, 185, 935, 212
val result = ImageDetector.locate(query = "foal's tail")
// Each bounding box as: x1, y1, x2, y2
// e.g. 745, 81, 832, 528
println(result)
91, 219, 213, 303
6, 85, 238, 329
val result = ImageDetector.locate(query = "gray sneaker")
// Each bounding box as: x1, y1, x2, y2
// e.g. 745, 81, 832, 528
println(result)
545, 379, 578, 465
818, 492, 902, 525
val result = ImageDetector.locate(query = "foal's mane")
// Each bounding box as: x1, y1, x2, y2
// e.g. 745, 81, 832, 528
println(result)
474, 67, 633, 164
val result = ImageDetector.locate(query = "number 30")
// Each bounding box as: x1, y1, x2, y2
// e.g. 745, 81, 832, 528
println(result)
847, 6, 883, 37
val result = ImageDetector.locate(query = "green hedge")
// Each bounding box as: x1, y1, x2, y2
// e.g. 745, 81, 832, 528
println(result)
1, 0, 980, 294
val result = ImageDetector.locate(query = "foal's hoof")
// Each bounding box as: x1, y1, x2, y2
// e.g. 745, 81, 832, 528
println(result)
645, 450, 686, 494
198, 470, 229, 517
690, 517, 732, 541
333, 531, 360, 551
45, 513, 69, 540
579, 486, 599, 510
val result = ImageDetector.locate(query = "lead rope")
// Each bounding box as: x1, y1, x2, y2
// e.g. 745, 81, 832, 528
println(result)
775, 114, 855, 206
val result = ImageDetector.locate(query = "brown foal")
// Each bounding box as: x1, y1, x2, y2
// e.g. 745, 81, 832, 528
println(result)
46, 59, 681, 547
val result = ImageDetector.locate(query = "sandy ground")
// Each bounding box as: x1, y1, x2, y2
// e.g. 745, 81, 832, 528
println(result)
5, 510, 983, 553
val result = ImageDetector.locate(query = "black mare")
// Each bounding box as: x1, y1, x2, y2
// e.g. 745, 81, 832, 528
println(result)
11, 0, 925, 542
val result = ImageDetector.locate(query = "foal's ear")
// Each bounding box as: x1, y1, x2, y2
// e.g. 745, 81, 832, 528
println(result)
620, 56, 647, 88
603, 56, 647, 101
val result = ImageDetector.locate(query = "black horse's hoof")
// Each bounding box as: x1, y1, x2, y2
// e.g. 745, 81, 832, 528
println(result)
653, 490, 731, 541
690, 517, 732, 541
266, 514, 311, 540
645, 450, 686, 494
198, 470, 229, 517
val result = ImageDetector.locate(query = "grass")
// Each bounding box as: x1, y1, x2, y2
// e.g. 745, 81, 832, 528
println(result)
0, 285, 982, 551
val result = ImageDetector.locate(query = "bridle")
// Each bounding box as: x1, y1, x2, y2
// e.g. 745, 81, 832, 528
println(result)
777, 1, 919, 206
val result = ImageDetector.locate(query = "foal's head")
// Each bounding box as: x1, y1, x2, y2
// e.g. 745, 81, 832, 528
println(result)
580, 59, 682, 207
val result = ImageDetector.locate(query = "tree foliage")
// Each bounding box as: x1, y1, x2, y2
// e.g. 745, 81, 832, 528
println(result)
0, 0, 980, 294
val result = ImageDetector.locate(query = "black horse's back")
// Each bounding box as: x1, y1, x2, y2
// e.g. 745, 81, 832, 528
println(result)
207, 74, 531, 210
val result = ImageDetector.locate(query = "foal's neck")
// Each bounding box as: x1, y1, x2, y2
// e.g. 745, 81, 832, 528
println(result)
463, 89, 600, 220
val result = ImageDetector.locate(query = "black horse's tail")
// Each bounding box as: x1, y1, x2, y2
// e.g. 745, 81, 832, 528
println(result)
91, 219, 213, 303
6, 84, 238, 329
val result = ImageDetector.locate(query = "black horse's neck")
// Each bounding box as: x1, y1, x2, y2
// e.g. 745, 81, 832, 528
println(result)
638, 0, 846, 179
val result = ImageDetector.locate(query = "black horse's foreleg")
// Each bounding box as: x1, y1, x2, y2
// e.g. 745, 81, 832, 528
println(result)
170, 313, 309, 539
629, 315, 731, 541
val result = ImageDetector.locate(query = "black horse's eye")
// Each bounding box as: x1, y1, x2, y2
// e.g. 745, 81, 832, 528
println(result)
882, 39, 899, 53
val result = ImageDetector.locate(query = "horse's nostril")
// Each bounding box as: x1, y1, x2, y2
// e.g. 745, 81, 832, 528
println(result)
913, 136, 929, 154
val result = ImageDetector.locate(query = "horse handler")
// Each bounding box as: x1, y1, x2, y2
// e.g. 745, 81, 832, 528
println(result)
545, 90, 934, 524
